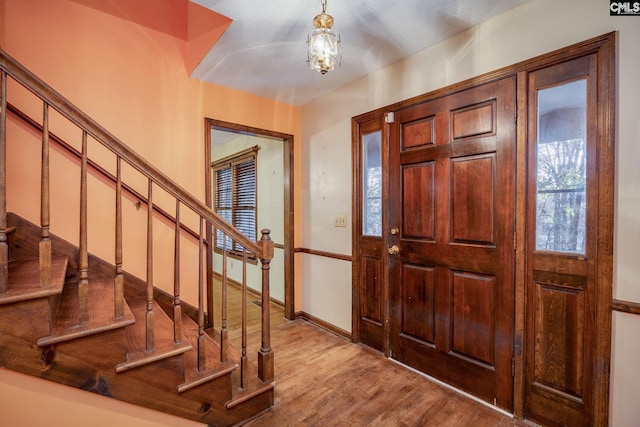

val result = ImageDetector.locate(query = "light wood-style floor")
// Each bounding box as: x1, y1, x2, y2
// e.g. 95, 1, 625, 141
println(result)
217, 284, 532, 427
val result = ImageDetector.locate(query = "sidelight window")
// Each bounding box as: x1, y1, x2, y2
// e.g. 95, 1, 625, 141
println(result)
363, 131, 382, 236
535, 79, 587, 254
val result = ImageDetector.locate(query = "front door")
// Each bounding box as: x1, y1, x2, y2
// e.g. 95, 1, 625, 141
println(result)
388, 77, 516, 409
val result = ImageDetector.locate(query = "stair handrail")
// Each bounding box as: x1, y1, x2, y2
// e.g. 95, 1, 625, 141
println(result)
5, 101, 204, 243
0, 49, 263, 258
0, 47, 274, 386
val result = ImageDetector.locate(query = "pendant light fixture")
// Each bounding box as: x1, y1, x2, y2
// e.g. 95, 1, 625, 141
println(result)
307, 0, 341, 74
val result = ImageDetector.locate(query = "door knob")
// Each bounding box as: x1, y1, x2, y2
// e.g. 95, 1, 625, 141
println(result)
388, 245, 400, 255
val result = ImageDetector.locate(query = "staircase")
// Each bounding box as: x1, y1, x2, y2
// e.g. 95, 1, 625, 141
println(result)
0, 50, 275, 426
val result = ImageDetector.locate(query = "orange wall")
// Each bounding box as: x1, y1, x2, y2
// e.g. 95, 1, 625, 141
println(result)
0, 0, 300, 424
0, 368, 205, 427
0, 0, 301, 293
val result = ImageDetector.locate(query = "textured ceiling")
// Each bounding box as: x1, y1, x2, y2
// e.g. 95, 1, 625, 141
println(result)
191, 0, 532, 106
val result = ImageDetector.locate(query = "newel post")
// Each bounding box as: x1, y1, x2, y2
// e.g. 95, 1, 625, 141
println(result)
258, 229, 274, 382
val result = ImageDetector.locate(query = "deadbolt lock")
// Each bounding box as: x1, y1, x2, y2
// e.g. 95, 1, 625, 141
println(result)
390, 227, 399, 235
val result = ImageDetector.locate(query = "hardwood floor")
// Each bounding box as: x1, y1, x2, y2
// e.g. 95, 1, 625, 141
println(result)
217, 283, 534, 427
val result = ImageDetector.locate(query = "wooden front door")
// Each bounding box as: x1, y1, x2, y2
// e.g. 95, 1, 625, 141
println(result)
388, 77, 516, 409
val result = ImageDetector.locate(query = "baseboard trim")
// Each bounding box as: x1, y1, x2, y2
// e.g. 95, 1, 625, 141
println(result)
212, 272, 285, 309
295, 311, 352, 340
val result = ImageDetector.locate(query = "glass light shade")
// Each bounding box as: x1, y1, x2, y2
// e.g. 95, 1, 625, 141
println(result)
307, 28, 341, 74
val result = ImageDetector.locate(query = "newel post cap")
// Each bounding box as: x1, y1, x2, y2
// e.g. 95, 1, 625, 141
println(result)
259, 229, 274, 260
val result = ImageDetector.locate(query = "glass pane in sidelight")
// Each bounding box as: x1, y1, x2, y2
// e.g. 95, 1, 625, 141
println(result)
535, 79, 587, 254
363, 131, 382, 236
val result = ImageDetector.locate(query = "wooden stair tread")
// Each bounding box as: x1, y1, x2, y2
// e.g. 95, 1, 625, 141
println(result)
216, 327, 275, 409
178, 313, 237, 393
225, 336, 275, 410
179, 360, 237, 393
37, 275, 135, 346
115, 296, 192, 372
0, 257, 68, 305
226, 380, 275, 409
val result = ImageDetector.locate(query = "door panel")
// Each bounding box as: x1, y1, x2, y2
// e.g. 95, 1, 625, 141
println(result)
402, 162, 435, 239
451, 271, 495, 367
401, 264, 436, 345
389, 77, 516, 410
451, 101, 496, 140
361, 255, 383, 328
402, 116, 436, 150
533, 281, 585, 396
451, 154, 495, 244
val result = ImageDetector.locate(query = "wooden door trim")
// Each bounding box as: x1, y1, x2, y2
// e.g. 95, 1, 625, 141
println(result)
204, 118, 295, 320
353, 33, 615, 124
352, 32, 615, 423
612, 299, 640, 315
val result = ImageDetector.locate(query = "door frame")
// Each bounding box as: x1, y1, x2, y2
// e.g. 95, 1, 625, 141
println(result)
352, 32, 615, 423
205, 118, 295, 320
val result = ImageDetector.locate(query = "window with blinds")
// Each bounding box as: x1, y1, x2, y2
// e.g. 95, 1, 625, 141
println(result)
212, 147, 258, 254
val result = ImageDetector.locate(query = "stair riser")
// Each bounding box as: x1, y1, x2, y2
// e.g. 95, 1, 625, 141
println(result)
0, 297, 241, 424
0, 298, 52, 342
3, 212, 272, 425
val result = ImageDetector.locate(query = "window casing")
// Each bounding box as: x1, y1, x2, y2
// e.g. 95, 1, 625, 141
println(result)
212, 146, 258, 255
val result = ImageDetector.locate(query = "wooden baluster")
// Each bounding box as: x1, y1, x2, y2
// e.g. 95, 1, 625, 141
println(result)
114, 157, 124, 318
240, 250, 248, 389
209, 226, 217, 329
40, 103, 51, 288
78, 131, 89, 326
205, 221, 214, 329
197, 216, 205, 371
258, 229, 274, 382
145, 179, 154, 352
0, 71, 7, 294
173, 200, 182, 344
220, 238, 228, 363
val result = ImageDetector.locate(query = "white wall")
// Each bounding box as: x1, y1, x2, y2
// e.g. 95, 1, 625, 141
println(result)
299, 0, 640, 424
211, 134, 285, 302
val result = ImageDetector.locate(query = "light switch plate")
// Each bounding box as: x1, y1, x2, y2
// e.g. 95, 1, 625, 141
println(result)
335, 215, 347, 227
